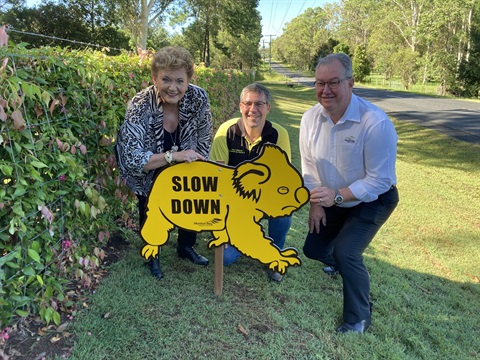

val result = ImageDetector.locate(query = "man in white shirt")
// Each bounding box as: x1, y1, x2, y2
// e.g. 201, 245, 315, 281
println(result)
299, 53, 399, 334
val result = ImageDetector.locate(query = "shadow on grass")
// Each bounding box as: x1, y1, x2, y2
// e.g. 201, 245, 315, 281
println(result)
395, 120, 480, 172
63, 228, 479, 360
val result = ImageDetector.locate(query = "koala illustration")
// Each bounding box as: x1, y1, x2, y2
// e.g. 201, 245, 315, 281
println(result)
141, 144, 309, 274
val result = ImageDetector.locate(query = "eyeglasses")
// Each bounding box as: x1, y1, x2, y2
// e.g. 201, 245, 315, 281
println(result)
313, 77, 351, 90
241, 101, 267, 108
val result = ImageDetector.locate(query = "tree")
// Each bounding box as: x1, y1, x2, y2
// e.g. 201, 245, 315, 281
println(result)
3, 0, 129, 51
274, 7, 332, 70
335, 0, 381, 48
352, 44, 370, 82
3, 2, 91, 47
172, 0, 261, 67
309, 38, 340, 71
454, 0, 480, 97
0, 0, 24, 13
110, 0, 176, 50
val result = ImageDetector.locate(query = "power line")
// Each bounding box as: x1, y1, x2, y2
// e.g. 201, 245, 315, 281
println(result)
5, 27, 128, 53
267, 0, 276, 41
278, 0, 293, 34
296, 0, 309, 17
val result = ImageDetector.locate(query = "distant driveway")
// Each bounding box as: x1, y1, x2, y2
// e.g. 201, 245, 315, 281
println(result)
270, 62, 480, 144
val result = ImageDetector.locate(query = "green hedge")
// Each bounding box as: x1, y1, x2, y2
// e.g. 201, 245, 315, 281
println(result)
0, 43, 253, 328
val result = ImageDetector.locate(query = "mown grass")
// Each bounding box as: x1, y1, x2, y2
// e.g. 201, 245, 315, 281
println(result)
63, 74, 480, 360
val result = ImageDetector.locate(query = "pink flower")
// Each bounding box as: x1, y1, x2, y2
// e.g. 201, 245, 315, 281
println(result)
59, 175, 67, 182
0, 327, 10, 340
62, 240, 72, 249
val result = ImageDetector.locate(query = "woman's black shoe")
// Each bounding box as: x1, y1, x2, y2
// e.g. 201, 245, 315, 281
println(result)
177, 246, 209, 265
148, 258, 164, 279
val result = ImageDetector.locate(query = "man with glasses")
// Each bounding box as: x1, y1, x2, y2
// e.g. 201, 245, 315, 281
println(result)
300, 53, 399, 333
210, 83, 292, 283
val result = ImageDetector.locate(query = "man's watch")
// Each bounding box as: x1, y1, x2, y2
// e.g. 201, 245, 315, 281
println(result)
334, 190, 344, 205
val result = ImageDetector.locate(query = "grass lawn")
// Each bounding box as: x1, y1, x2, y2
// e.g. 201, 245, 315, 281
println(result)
64, 74, 480, 359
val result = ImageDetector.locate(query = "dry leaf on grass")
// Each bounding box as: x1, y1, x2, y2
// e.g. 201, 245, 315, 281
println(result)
237, 324, 248, 336
56, 322, 69, 332
50, 335, 61, 343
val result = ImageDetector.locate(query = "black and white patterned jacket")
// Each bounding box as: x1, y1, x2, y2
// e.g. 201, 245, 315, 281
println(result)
116, 84, 212, 196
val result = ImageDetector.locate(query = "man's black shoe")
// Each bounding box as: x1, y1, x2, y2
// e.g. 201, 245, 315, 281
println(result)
148, 258, 164, 279
336, 320, 369, 334
177, 246, 209, 265
323, 266, 339, 275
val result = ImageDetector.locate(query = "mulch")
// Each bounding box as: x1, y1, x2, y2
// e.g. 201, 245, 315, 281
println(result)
1, 233, 131, 360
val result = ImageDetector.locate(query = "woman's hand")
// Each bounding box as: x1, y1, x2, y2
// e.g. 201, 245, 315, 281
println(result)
173, 150, 205, 163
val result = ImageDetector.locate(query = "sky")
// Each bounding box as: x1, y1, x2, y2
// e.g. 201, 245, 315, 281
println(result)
258, 0, 330, 42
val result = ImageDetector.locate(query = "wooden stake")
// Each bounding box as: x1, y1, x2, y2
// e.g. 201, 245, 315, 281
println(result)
214, 245, 224, 296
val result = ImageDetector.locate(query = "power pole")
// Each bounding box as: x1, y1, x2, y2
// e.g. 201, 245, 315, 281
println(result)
262, 40, 265, 63
263, 35, 275, 70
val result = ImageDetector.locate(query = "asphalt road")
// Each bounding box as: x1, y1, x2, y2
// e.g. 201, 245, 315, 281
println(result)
269, 62, 480, 144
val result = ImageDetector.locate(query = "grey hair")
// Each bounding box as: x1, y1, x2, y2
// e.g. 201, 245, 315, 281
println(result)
316, 53, 353, 78
240, 83, 271, 104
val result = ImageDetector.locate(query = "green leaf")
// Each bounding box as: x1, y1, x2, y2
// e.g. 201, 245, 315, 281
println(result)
44, 306, 54, 324
29, 167, 43, 181
22, 266, 36, 276
27, 248, 42, 263
16, 310, 29, 317
53, 311, 61, 326
12, 186, 27, 198
12, 203, 25, 217
0, 250, 20, 267
36, 275, 44, 286
6, 261, 20, 269
0, 164, 13, 176
45, 286, 53, 299
31, 240, 41, 252
31, 161, 48, 168
11, 295, 30, 306
97, 196, 107, 211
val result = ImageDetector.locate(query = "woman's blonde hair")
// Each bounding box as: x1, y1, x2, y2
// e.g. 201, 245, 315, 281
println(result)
151, 46, 195, 79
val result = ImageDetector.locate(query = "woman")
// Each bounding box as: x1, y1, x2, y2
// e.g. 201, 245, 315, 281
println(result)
116, 46, 212, 279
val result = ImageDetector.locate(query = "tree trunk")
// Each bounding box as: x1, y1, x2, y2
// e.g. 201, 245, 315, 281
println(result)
138, 0, 149, 50
204, 25, 210, 66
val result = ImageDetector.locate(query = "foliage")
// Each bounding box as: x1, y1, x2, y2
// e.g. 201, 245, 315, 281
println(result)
109, 0, 176, 50
1, 1, 131, 52
0, 42, 252, 328
192, 66, 254, 129
352, 44, 370, 82
452, 0, 480, 98
171, 0, 262, 68
309, 38, 340, 72
273, 7, 333, 71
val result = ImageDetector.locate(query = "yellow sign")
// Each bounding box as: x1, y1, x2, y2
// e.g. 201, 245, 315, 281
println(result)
140, 144, 309, 274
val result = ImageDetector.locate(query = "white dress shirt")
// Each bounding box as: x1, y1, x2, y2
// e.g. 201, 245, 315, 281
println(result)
299, 94, 398, 207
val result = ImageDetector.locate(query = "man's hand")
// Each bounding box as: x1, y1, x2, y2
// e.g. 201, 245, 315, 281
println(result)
309, 203, 326, 234
310, 186, 335, 207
